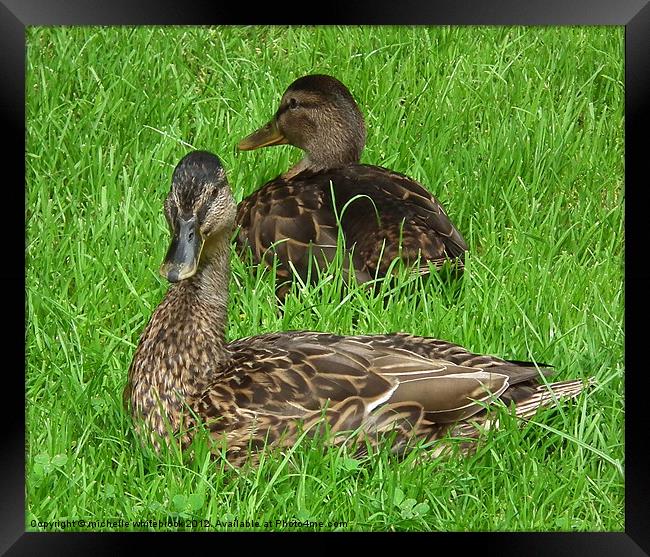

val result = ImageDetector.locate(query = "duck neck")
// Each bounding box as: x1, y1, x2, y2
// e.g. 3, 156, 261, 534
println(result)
284, 123, 366, 179
284, 150, 357, 180
148, 231, 231, 398
175, 231, 231, 358
128, 225, 234, 450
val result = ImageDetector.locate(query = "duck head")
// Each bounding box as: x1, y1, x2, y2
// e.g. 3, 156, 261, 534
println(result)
238, 74, 367, 171
159, 151, 236, 282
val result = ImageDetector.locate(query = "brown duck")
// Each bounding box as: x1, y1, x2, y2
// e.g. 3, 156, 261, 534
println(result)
236, 74, 468, 297
125, 151, 593, 466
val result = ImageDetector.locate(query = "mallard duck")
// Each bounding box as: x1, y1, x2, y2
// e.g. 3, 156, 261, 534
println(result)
236, 74, 468, 297
125, 150, 593, 466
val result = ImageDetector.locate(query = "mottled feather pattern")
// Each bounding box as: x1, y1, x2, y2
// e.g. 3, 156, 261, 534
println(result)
235, 164, 467, 292
129, 325, 588, 465
127, 149, 594, 466
125, 281, 226, 450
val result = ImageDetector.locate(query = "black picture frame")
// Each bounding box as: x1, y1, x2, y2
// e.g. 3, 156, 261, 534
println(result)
8, 0, 648, 553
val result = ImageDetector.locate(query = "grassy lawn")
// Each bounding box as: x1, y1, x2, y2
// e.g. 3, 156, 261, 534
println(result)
26, 26, 624, 531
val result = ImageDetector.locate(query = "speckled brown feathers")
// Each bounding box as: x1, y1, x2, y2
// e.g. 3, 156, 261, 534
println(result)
125, 150, 594, 467
125, 266, 230, 451
236, 165, 467, 294
131, 326, 589, 466
236, 75, 468, 295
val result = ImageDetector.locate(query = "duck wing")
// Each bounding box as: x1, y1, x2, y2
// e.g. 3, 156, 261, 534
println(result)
325, 164, 468, 276
187, 331, 554, 463
214, 331, 551, 423
236, 178, 372, 294
235, 164, 467, 291
356, 332, 555, 416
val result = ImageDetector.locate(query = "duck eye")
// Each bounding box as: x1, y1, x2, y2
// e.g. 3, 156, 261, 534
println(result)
289, 98, 299, 109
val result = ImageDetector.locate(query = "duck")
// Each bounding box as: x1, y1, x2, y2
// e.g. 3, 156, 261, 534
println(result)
235, 74, 468, 297
124, 150, 593, 466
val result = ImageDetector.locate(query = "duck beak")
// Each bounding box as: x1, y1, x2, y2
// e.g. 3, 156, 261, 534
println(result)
237, 118, 288, 151
159, 216, 204, 282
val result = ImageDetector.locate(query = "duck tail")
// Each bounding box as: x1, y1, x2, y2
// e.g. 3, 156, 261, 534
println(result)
452, 377, 597, 440
509, 377, 596, 421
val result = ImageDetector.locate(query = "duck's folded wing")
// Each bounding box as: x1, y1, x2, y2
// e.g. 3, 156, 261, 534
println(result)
236, 180, 372, 285
226, 332, 520, 424
210, 333, 400, 419
346, 344, 509, 423
287, 165, 464, 276
366, 333, 559, 416
371, 166, 468, 256
321, 333, 552, 423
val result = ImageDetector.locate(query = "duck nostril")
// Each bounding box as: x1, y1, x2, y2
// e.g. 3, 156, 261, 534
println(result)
188, 230, 194, 241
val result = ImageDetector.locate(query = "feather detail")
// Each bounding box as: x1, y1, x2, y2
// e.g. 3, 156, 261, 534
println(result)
126, 150, 595, 466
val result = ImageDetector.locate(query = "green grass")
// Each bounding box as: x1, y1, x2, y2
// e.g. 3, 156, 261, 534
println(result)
26, 26, 624, 532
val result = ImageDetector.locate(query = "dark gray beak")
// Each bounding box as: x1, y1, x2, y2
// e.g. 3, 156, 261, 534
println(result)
159, 216, 204, 282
